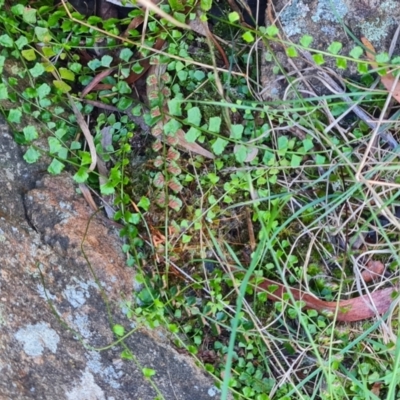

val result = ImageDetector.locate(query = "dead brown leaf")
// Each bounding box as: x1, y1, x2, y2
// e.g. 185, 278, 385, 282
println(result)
81, 67, 116, 97
255, 277, 394, 322
361, 260, 385, 283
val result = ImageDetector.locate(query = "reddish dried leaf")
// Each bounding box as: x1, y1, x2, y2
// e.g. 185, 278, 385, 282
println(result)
167, 161, 182, 176
162, 87, 171, 97
168, 195, 182, 211
167, 147, 180, 161
361, 260, 385, 283
151, 107, 161, 118
168, 177, 183, 193
153, 172, 165, 188
155, 192, 166, 207
152, 126, 163, 137
175, 129, 214, 159
166, 134, 179, 146
161, 73, 171, 83
255, 277, 394, 322
147, 74, 158, 86
122, 16, 145, 37
371, 382, 381, 397
152, 140, 163, 152
153, 156, 164, 168
148, 90, 160, 101
81, 67, 116, 97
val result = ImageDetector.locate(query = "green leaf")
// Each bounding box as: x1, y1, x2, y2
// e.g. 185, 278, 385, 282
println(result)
131, 62, 144, 74
327, 41, 342, 55
69, 62, 82, 73
302, 138, 314, 152
23, 7, 37, 24
80, 151, 93, 166
42, 47, 56, 57
228, 12, 240, 22
112, 324, 125, 337
350, 46, 363, 59
0, 55, 5, 73
120, 349, 133, 360
23, 147, 41, 163
376, 52, 389, 63
357, 62, 369, 74
21, 49, 36, 61
115, 81, 132, 94
11, 4, 24, 15
277, 135, 288, 151
73, 167, 89, 183
15, 36, 28, 50
39, 98, 51, 108
185, 127, 200, 143
48, 137, 62, 154
70, 141, 81, 150
212, 138, 228, 155
58, 147, 68, 160
266, 25, 279, 37
47, 159, 65, 175
286, 47, 298, 58
208, 116, 221, 133
53, 80, 72, 93
117, 97, 132, 110
234, 145, 247, 163
34, 27, 51, 42
291, 154, 302, 167
300, 34, 313, 47
29, 63, 45, 78
120, 48, 133, 62
230, 124, 244, 139
0, 83, 7, 100
100, 182, 116, 195
88, 59, 101, 71
336, 57, 347, 69
193, 70, 205, 81
312, 53, 325, 66
142, 368, 156, 378
0, 34, 13, 47
8, 108, 22, 124
138, 196, 150, 211
23, 126, 38, 142
125, 212, 140, 224
168, 98, 182, 116
164, 118, 181, 135
182, 234, 191, 243
59, 67, 75, 81
242, 31, 255, 43
187, 106, 201, 126
169, 0, 185, 11
101, 55, 113, 67
37, 83, 51, 99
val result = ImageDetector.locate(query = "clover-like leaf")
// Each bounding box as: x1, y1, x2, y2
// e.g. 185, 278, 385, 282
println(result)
153, 172, 165, 188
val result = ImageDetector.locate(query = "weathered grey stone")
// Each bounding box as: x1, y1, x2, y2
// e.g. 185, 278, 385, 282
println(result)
0, 122, 220, 399
261, 0, 400, 99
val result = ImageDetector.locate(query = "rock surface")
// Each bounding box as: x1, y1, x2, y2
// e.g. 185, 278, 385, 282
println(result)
261, 0, 400, 99
0, 120, 220, 400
